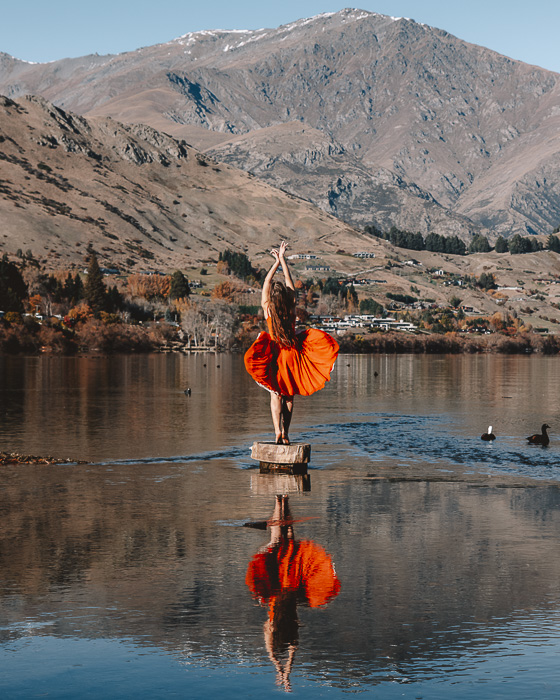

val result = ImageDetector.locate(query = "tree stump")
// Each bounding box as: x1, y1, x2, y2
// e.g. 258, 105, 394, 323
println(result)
251, 441, 311, 474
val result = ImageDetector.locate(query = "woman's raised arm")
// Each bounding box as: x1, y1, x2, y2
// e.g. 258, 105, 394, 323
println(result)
261, 251, 281, 312
278, 242, 295, 291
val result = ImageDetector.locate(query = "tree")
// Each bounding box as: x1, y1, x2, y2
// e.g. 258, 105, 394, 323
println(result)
477, 272, 497, 290
468, 234, 491, 253
364, 224, 384, 238
106, 285, 124, 312
169, 270, 191, 299
508, 234, 532, 254
127, 274, 171, 301
359, 297, 384, 315
547, 234, 560, 253
425, 232, 445, 253
219, 249, 255, 281
84, 251, 107, 314
495, 236, 509, 253
445, 236, 467, 256
0, 255, 28, 312
341, 284, 358, 311
211, 280, 243, 302
63, 273, 85, 304
322, 277, 341, 296
449, 295, 462, 309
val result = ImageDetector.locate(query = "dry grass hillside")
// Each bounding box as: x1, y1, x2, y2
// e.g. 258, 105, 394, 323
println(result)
0, 95, 374, 272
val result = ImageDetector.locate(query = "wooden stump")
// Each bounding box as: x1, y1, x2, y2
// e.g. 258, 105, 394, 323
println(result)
251, 442, 311, 475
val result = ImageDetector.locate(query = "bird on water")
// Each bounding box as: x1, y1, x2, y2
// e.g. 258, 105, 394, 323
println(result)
526, 424, 551, 446
481, 426, 496, 441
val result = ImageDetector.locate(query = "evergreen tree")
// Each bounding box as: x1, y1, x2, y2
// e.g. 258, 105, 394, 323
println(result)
547, 234, 560, 253
529, 238, 543, 252
359, 298, 384, 315
425, 232, 445, 253
169, 270, 191, 299
495, 236, 509, 253
0, 255, 28, 312
84, 251, 107, 313
219, 249, 254, 280
106, 285, 124, 313
468, 234, 491, 253
364, 224, 383, 238
444, 236, 467, 255
477, 272, 497, 290
322, 277, 341, 296
508, 234, 532, 254
63, 272, 85, 304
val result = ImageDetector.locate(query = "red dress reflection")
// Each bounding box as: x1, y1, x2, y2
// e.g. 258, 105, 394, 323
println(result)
246, 496, 340, 692
246, 538, 341, 616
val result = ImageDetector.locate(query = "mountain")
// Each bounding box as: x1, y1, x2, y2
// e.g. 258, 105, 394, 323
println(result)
2, 9, 560, 240
0, 94, 374, 271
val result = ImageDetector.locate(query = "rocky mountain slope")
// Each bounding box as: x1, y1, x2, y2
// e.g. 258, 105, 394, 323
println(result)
0, 94, 373, 271
3, 96, 560, 332
2, 9, 560, 239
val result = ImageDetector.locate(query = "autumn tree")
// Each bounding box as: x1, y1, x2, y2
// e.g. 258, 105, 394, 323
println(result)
127, 274, 171, 301
211, 280, 243, 302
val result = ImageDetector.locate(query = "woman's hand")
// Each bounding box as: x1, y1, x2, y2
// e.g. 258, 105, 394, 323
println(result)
270, 248, 280, 262
278, 241, 288, 258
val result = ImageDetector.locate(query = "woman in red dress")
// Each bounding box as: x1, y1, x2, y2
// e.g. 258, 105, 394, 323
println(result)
244, 242, 339, 444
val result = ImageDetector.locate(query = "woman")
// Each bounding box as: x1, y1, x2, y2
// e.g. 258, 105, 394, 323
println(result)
244, 242, 339, 444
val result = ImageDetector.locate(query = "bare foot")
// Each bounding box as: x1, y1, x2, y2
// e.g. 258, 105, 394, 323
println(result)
282, 435, 290, 445
275, 434, 283, 445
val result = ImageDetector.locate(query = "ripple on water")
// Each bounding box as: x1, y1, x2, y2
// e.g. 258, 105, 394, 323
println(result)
299, 414, 560, 482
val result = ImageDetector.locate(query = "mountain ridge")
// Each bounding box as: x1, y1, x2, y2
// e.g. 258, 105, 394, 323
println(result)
1, 9, 560, 240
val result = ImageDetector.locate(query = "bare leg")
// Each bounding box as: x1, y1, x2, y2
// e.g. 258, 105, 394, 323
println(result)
281, 396, 294, 444
270, 393, 283, 443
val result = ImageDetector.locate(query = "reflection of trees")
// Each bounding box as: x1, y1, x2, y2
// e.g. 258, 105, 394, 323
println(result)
246, 496, 341, 692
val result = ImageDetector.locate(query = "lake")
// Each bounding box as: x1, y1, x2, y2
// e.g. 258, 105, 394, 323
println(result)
2, 353, 560, 698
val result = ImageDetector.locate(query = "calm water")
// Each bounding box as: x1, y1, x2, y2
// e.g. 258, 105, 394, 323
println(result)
2, 353, 560, 698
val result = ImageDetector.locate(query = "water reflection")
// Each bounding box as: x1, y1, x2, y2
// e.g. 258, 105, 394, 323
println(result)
4, 355, 560, 696
245, 495, 340, 691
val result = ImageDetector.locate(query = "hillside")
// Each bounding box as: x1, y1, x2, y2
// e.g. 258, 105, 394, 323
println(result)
0, 94, 374, 271
2, 9, 560, 239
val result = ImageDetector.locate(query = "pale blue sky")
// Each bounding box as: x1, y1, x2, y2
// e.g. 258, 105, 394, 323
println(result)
2, 1, 559, 73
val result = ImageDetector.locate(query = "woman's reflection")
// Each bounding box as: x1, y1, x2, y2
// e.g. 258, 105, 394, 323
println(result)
245, 495, 341, 692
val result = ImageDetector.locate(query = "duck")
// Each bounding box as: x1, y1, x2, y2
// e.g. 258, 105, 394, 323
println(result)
526, 423, 550, 446
481, 426, 496, 441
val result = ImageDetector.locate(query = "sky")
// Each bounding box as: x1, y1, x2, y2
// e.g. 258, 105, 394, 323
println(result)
2, 1, 560, 73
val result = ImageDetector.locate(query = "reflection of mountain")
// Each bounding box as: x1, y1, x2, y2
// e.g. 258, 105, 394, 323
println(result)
3, 445, 560, 686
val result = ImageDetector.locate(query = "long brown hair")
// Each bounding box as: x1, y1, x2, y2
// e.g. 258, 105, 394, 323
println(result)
268, 281, 296, 348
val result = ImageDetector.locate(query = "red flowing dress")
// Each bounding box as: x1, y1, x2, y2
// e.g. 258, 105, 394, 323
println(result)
244, 317, 339, 397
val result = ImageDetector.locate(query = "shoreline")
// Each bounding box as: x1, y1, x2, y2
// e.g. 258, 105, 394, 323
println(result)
1, 327, 560, 356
